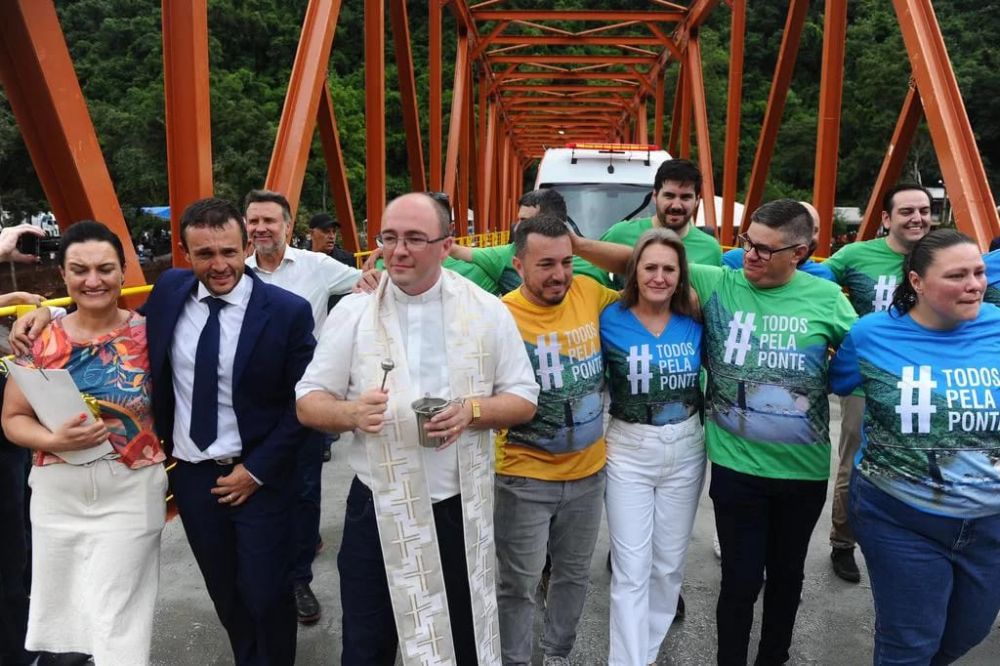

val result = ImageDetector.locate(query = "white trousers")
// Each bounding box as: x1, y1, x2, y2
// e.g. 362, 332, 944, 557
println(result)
605, 415, 706, 665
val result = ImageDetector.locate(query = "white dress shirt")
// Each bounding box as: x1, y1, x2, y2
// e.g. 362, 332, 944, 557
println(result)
170, 275, 252, 463
297, 272, 539, 501
246, 245, 361, 337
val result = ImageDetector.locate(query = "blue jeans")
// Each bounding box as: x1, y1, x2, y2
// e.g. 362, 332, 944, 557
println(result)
293, 430, 324, 583
850, 471, 1000, 665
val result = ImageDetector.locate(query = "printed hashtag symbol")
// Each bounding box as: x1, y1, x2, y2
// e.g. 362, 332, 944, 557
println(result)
534, 333, 564, 391
872, 275, 897, 312
626, 344, 653, 394
724, 311, 755, 366
895, 365, 937, 434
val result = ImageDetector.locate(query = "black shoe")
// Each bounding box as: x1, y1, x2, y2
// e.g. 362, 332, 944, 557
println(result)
673, 594, 686, 622
831, 547, 861, 583
295, 582, 321, 624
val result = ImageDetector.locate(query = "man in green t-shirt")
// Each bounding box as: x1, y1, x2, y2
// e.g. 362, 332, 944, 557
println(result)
572, 200, 857, 663
822, 183, 932, 583
447, 189, 610, 293
600, 158, 723, 272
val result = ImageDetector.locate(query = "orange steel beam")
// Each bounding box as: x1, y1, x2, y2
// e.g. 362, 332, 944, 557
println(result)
317, 86, 359, 253
457, 59, 472, 235
476, 72, 488, 233
721, 0, 746, 245
500, 84, 638, 94
429, 0, 443, 191
161, 0, 213, 269
471, 11, 685, 22
490, 55, 657, 65
667, 65, 685, 155
679, 64, 692, 159
444, 33, 471, 204
812, 0, 847, 256
498, 72, 650, 81
637, 101, 649, 145
0, 0, 142, 284
858, 85, 922, 242
742, 0, 810, 228
490, 36, 668, 47
364, 0, 385, 247
687, 35, 718, 232
265, 0, 340, 217
654, 70, 665, 149
390, 0, 426, 192
893, 0, 1000, 247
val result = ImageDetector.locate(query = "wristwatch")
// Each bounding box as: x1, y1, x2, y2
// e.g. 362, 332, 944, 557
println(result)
468, 398, 482, 424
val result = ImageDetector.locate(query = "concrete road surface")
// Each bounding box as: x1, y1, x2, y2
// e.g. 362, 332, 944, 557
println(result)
151, 399, 1000, 665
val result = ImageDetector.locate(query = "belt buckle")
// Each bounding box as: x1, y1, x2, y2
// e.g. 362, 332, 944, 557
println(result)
214, 457, 237, 466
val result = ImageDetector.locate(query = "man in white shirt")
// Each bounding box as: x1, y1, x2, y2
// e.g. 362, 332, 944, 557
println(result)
242, 189, 361, 624
296, 192, 539, 665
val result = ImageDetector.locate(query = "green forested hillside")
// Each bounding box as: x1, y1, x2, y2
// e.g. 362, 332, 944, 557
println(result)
0, 0, 997, 232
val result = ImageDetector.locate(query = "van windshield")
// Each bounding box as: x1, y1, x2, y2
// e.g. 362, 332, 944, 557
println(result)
543, 183, 654, 239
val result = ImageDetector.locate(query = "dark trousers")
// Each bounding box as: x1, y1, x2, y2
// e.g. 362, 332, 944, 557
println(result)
0, 442, 32, 666
171, 460, 296, 666
338, 476, 477, 665
293, 430, 324, 583
710, 463, 827, 666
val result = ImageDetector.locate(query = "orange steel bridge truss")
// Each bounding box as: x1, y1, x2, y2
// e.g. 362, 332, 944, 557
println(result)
1, 0, 998, 287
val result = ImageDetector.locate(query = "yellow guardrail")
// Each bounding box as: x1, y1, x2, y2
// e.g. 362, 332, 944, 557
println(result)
353, 230, 511, 268
0, 284, 154, 319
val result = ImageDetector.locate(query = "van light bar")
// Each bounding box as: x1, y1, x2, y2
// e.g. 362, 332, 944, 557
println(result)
565, 142, 659, 151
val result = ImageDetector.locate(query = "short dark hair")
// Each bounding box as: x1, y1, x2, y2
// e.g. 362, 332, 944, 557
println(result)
520, 189, 568, 220
749, 199, 813, 247
244, 189, 292, 222
180, 197, 247, 247
654, 159, 702, 195
882, 183, 932, 215
990, 236, 1000, 253
513, 213, 570, 258
620, 228, 693, 317
57, 220, 126, 269
891, 228, 978, 315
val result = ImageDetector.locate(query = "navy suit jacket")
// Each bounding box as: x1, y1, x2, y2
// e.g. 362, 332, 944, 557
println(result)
144, 269, 316, 487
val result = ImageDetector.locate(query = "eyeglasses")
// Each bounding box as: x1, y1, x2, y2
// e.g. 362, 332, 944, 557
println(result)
738, 234, 801, 262
377, 232, 450, 250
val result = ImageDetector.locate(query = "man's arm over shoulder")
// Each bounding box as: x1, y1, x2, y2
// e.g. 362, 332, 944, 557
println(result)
475, 301, 539, 429
315, 251, 363, 296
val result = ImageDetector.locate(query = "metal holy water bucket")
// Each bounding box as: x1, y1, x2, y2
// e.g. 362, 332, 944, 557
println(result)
411, 396, 452, 448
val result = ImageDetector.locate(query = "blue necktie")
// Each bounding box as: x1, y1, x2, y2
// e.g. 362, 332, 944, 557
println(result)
190, 296, 227, 450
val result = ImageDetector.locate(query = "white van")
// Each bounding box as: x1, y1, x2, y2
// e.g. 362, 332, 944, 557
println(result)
534, 143, 742, 238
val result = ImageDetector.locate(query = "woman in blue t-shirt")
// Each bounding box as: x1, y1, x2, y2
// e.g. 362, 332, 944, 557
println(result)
601, 228, 704, 665
830, 229, 1000, 664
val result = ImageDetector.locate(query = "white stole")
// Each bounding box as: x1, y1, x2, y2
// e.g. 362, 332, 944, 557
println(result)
359, 271, 500, 665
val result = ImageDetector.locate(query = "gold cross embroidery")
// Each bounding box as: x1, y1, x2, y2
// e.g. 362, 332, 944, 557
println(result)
415, 621, 446, 657
391, 479, 423, 522
401, 553, 434, 593
391, 521, 422, 560
403, 593, 434, 631
377, 440, 408, 485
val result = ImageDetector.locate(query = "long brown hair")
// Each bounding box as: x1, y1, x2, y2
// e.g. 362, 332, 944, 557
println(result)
620, 228, 693, 317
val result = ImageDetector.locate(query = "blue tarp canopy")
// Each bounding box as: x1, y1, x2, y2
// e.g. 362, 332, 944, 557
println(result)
140, 206, 170, 219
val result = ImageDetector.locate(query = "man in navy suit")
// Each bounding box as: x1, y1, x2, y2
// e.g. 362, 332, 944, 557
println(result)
146, 198, 316, 665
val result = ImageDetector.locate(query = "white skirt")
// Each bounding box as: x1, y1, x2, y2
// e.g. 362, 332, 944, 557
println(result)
26, 459, 167, 666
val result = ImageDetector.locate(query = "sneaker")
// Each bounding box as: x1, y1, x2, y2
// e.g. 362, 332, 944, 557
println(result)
713, 531, 722, 560
830, 547, 861, 583
294, 582, 322, 624
542, 656, 570, 666
674, 594, 685, 622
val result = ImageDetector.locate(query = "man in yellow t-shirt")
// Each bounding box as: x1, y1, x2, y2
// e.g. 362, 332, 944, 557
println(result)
496, 214, 619, 665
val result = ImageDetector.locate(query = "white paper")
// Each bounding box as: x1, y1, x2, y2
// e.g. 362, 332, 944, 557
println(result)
4, 362, 114, 465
